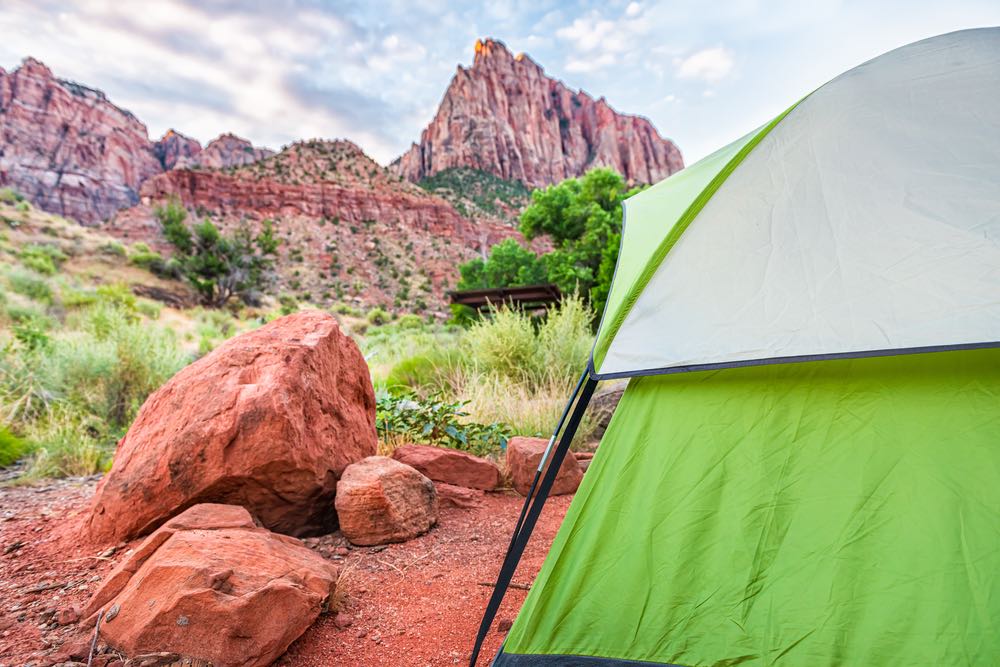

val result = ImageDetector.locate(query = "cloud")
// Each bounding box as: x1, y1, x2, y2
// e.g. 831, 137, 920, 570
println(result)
675, 47, 735, 83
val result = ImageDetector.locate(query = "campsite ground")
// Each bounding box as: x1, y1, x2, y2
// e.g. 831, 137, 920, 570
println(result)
0, 474, 571, 666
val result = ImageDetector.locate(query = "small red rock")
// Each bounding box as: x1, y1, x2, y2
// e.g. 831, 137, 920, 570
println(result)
496, 618, 514, 633
335, 457, 438, 546
392, 444, 501, 490
436, 483, 485, 509
506, 437, 583, 497
56, 606, 80, 625
333, 612, 353, 629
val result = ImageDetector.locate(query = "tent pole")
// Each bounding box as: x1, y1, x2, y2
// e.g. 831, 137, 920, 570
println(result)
505, 369, 588, 552
469, 373, 598, 667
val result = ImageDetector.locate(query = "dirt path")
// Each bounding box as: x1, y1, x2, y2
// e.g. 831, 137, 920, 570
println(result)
0, 476, 571, 666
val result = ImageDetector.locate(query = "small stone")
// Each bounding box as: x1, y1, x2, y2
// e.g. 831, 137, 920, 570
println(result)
56, 606, 80, 625
176, 615, 189, 626
104, 603, 120, 623
497, 618, 513, 633
333, 612, 353, 629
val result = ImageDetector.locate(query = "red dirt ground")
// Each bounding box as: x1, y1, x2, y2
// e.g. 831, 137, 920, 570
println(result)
0, 473, 572, 666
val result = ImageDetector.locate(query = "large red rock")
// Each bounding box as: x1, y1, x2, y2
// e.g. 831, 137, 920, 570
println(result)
86, 310, 376, 543
394, 39, 683, 187
391, 444, 501, 490
82, 504, 338, 667
334, 456, 438, 546
153, 129, 202, 170
506, 436, 584, 497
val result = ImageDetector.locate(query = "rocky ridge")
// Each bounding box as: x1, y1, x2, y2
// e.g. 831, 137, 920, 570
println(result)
394, 39, 684, 187
111, 139, 530, 310
0, 58, 271, 224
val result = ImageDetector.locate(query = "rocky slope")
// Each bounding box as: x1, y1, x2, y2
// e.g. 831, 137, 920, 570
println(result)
394, 39, 684, 188
0, 58, 271, 224
109, 140, 528, 311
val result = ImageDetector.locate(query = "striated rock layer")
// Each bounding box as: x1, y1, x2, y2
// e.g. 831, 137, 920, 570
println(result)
394, 39, 683, 187
0, 58, 272, 224
0, 58, 162, 224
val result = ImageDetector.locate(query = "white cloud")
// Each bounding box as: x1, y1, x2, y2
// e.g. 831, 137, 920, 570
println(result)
675, 47, 735, 83
625, 2, 642, 18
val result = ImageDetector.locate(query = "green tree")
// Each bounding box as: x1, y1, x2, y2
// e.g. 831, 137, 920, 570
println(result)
457, 238, 547, 291
520, 168, 642, 318
154, 199, 280, 307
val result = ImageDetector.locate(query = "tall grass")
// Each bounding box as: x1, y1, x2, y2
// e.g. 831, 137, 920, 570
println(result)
1, 290, 188, 477
376, 296, 597, 449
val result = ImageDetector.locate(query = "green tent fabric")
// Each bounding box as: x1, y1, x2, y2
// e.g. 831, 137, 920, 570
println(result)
499, 348, 1000, 665
483, 27, 1000, 667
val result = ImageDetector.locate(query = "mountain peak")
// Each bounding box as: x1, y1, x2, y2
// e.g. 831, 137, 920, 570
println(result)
395, 39, 683, 188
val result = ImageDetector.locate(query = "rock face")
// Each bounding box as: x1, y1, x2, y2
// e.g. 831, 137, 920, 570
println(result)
175, 133, 273, 170
83, 504, 338, 667
87, 310, 376, 543
0, 58, 162, 224
153, 129, 202, 170
335, 456, 438, 546
394, 39, 684, 187
391, 444, 501, 490
506, 436, 584, 497
118, 139, 530, 312
0, 59, 273, 225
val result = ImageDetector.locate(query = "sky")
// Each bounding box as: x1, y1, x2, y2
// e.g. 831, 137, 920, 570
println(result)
1, 1, 998, 166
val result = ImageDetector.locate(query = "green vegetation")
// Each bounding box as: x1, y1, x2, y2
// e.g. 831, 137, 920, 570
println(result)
370, 297, 597, 453
156, 198, 280, 307
459, 168, 643, 321
418, 167, 531, 221
376, 392, 508, 457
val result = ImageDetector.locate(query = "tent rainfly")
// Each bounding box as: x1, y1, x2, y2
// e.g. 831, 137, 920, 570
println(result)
471, 28, 1000, 667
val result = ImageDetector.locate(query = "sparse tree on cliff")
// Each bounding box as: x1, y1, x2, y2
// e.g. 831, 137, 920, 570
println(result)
155, 198, 279, 307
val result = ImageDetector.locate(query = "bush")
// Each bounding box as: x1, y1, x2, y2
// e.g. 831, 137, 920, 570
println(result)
463, 306, 539, 384
0, 187, 24, 204
128, 242, 163, 269
375, 391, 509, 457
396, 313, 424, 329
20, 244, 67, 275
0, 427, 28, 467
7, 268, 53, 302
366, 307, 390, 326
385, 348, 461, 395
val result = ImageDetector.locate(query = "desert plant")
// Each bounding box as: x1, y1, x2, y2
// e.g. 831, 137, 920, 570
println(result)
375, 390, 509, 457
0, 426, 28, 467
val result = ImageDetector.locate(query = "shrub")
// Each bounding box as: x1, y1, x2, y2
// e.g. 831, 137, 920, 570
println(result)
366, 307, 390, 326
20, 244, 67, 275
128, 242, 163, 269
463, 306, 539, 383
536, 295, 593, 380
100, 241, 127, 257
396, 313, 424, 329
375, 391, 509, 457
385, 348, 461, 395
0, 187, 24, 204
0, 427, 28, 467
7, 268, 53, 303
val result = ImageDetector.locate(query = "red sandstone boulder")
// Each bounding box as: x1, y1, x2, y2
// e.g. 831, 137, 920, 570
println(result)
391, 444, 501, 490
436, 482, 486, 509
86, 310, 376, 543
506, 436, 584, 497
334, 457, 437, 546
82, 504, 337, 667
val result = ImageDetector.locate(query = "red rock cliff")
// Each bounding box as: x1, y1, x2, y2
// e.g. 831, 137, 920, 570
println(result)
0, 58, 162, 224
394, 39, 683, 187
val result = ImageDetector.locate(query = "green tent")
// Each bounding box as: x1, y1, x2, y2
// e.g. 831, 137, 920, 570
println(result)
472, 28, 1000, 666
